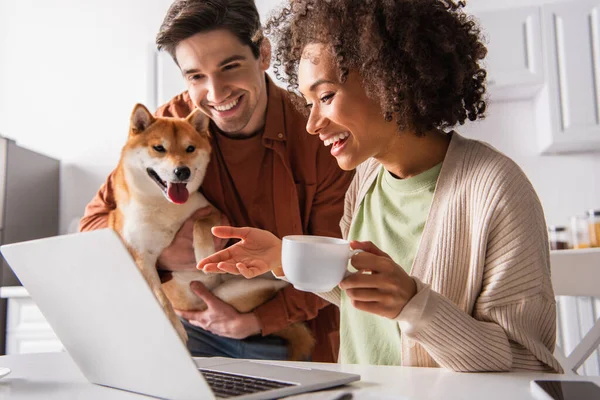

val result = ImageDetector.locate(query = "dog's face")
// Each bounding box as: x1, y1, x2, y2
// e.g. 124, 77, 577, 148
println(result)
121, 104, 211, 204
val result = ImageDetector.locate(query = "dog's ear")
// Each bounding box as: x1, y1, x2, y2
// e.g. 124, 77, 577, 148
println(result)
186, 109, 211, 138
130, 104, 155, 134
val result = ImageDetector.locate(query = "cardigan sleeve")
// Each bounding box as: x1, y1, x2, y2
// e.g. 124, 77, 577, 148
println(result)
315, 288, 342, 308
395, 163, 562, 373
396, 281, 561, 372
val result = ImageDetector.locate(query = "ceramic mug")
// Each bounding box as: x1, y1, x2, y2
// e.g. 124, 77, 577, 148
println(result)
281, 235, 358, 292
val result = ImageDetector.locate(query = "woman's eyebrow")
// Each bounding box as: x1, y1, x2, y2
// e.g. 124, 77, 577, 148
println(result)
309, 78, 336, 92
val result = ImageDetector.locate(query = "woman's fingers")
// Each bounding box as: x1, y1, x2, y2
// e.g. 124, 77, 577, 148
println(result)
350, 240, 391, 258
199, 263, 230, 274
344, 287, 383, 302
203, 262, 240, 274
196, 247, 236, 269
199, 261, 265, 279
211, 226, 251, 240
350, 252, 397, 274
339, 272, 400, 292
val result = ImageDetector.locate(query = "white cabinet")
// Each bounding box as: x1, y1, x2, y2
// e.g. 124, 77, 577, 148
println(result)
0, 287, 64, 355
537, 0, 600, 153
476, 6, 544, 101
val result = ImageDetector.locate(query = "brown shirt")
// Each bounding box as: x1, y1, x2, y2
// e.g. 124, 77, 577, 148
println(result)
210, 129, 275, 231
79, 76, 354, 362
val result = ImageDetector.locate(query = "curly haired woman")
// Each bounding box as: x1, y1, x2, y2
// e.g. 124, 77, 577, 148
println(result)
198, 0, 562, 373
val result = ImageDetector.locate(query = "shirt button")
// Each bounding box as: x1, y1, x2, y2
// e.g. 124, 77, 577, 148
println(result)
278, 133, 284, 139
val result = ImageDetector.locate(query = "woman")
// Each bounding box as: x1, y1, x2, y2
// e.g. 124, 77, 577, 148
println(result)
198, 0, 562, 373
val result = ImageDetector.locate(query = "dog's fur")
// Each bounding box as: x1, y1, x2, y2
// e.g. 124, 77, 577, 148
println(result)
108, 104, 315, 360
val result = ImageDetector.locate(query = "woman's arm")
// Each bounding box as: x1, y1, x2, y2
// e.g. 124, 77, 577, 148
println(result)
395, 177, 562, 373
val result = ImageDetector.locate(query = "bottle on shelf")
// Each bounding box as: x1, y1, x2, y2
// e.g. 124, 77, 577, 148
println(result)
570, 215, 591, 249
548, 225, 570, 250
587, 209, 600, 248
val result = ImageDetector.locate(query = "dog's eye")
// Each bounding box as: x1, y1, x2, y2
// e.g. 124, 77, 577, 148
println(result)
153, 145, 166, 153
186, 146, 195, 153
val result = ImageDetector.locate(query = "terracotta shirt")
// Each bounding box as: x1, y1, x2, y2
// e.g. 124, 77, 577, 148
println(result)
79, 76, 354, 362
209, 128, 274, 232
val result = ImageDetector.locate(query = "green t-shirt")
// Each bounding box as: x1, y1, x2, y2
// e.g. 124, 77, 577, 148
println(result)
340, 162, 442, 365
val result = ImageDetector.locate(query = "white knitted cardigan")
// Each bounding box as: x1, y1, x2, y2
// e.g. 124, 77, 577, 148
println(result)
318, 132, 562, 372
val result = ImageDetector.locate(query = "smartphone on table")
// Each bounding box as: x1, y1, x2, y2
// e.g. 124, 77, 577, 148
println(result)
530, 380, 600, 400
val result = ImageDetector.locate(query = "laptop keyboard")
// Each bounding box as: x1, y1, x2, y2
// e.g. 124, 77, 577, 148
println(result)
199, 368, 296, 398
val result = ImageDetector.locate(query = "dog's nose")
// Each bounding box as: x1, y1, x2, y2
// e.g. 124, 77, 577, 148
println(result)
174, 166, 191, 181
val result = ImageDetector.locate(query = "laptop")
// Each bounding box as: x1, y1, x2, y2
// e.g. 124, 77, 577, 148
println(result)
0, 229, 359, 400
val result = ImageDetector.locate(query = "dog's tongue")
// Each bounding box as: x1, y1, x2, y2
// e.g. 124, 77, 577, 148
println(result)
167, 183, 189, 204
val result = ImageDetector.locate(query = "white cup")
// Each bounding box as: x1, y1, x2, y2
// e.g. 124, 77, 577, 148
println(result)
281, 235, 356, 292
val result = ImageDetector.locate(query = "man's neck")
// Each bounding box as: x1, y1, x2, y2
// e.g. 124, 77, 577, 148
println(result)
213, 122, 264, 140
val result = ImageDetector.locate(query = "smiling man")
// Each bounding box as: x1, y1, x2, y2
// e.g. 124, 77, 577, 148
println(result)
79, 0, 353, 362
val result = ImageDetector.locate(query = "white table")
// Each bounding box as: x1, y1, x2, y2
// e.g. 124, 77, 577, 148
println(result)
0, 353, 599, 399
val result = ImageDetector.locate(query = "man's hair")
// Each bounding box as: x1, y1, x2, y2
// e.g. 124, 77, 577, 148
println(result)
156, 0, 264, 61
266, 0, 488, 135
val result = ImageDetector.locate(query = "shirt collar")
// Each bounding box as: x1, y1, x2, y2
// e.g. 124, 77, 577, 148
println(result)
262, 74, 287, 142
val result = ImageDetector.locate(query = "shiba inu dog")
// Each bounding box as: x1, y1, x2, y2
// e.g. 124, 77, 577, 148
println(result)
108, 104, 314, 360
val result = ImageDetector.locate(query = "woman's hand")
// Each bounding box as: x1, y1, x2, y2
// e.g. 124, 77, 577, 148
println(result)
197, 226, 282, 279
339, 240, 417, 319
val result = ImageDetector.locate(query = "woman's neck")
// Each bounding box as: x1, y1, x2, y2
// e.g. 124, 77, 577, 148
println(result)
377, 129, 451, 179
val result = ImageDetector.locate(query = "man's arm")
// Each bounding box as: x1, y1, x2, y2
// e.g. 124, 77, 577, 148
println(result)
79, 172, 116, 231
253, 144, 354, 335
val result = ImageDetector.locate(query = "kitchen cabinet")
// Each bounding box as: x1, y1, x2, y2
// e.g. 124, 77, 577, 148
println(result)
473, 0, 600, 154
0, 287, 64, 355
536, 0, 600, 153
475, 6, 545, 101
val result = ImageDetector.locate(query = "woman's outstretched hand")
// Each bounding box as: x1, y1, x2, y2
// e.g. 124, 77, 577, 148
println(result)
197, 226, 283, 279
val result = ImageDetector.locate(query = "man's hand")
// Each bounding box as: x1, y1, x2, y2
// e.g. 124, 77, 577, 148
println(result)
158, 206, 228, 273
339, 241, 417, 319
175, 281, 262, 339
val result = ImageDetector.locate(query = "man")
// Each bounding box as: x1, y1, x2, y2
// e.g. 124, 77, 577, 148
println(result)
79, 0, 353, 362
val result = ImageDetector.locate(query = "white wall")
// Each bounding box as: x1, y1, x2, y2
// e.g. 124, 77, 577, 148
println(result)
0, 0, 175, 233
0, 0, 289, 234
460, 102, 600, 227
0, 0, 598, 234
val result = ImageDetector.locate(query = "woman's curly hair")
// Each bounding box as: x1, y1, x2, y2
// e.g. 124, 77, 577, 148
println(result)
265, 0, 488, 134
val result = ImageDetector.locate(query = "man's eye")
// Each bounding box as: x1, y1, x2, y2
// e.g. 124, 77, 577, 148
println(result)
186, 146, 195, 153
190, 74, 204, 81
153, 145, 166, 153
223, 63, 240, 71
